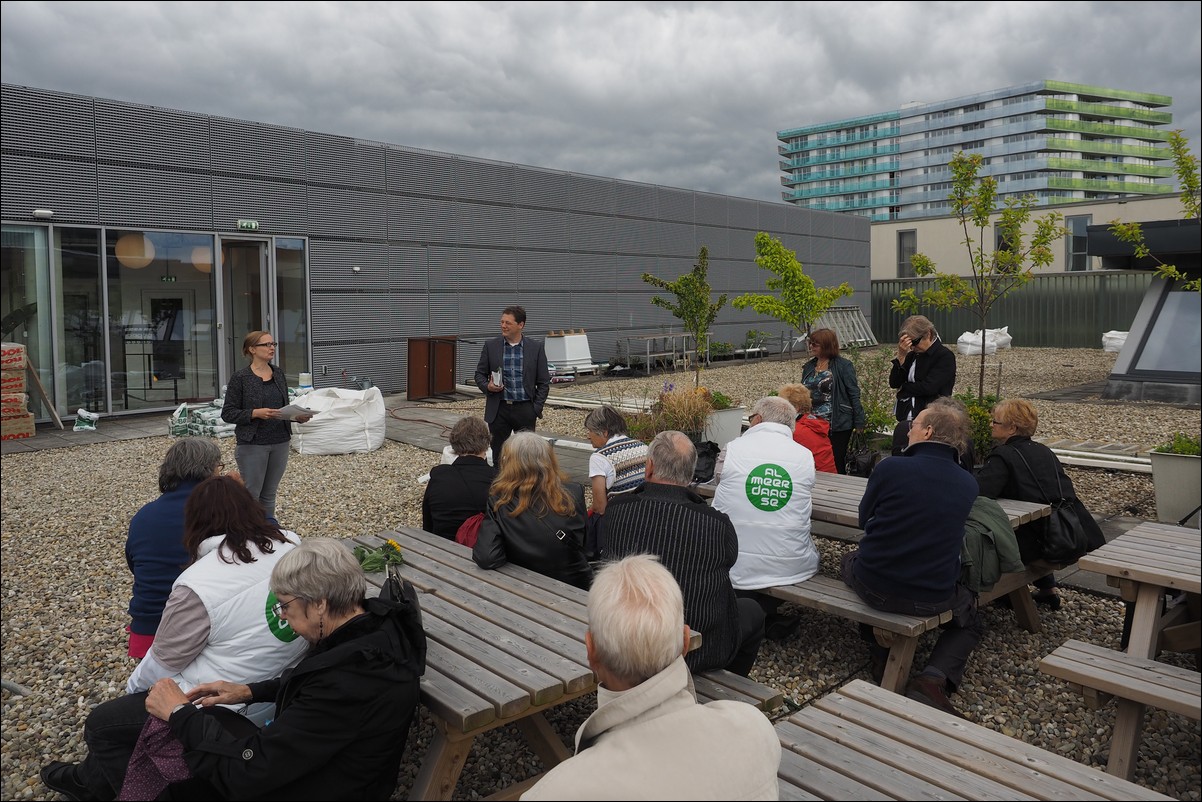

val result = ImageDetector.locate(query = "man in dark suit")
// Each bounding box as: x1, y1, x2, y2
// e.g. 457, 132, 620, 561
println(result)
474, 305, 551, 462
889, 314, 956, 455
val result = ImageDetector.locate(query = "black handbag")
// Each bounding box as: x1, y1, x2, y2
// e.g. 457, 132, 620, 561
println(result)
1010, 448, 1101, 565
381, 563, 428, 675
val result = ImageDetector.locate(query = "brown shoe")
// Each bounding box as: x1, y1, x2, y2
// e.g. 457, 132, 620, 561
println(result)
905, 675, 966, 719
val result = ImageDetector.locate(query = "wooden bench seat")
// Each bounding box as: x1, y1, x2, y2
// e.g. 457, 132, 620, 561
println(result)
1039, 638, 1202, 778
775, 679, 1173, 800
693, 669, 785, 713
761, 561, 1068, 693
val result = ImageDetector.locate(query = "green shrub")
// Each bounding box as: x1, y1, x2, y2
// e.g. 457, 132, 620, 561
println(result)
954, 388, 1000, 462
1154, 432, 1201, 456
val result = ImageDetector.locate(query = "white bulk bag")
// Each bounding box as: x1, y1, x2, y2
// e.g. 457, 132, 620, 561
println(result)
956, 327, 1012, 356
1102, 331, 1128, 353
290, 387, 386, 455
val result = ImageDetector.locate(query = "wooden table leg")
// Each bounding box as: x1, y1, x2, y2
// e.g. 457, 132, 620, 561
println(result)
411, 730, 474, 801
516, 712, 572, 768
1127, 583, 1164, 659
1106, 697, 1145, 780
873, 629, 918, 693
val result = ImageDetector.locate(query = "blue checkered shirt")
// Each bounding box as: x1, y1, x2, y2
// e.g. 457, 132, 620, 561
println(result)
503, 340, 527, 402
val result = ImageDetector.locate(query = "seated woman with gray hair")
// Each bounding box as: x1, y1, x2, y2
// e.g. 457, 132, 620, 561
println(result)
422, 416, 497, 539
139, 538, 425, 800
583, 405, 648, 558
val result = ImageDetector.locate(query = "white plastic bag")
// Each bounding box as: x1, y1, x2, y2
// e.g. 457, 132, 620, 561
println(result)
73, 408, 99, 432
1102, 331, 1128, 353
289, 387, 385, 455
956, 327, 1012, 355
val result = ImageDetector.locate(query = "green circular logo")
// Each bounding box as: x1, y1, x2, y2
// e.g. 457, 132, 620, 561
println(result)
266, 591, 300, 642
745, 463, 793, 511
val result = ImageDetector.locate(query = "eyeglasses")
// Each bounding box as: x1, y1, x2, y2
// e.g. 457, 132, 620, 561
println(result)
271, 597, 302, 619
990, 420, 1006, 426
253, 342, 278, 349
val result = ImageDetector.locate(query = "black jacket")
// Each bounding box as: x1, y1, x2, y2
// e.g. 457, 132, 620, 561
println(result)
221, 364, 291, 445
170, 598, 424, 800
976, 436, 1104, 563
889, 338, 956, 421
422, 456, 497, 539
473, 483, 593, 590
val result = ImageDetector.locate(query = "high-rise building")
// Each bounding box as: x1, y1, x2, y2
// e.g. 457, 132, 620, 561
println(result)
777, 80, 1176, 222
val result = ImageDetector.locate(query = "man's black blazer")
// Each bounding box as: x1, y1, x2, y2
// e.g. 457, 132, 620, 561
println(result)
473, 336, 551, 424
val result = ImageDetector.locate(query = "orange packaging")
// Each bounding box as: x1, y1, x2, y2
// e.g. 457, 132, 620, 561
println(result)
0, 411, 35, 440
0, 369, 25, 394
0, 342, 27, 371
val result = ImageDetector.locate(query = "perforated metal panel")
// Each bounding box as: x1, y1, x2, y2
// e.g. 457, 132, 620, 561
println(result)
95, 99, 211, 169
1, 85, 95, 157
98, 165, 212, 229
388, 195, 456, 241
656, 187, 695, 222
210, 116, 307, 181
514, 207, 569, 249
306, 132, 386, 190
696, 194, 728, 226
309, 240, 389, 290
306, 185, 388, 239
456, 158, 514, 203
1, 155, 98, 222
389, 245, 430, 291
569, 175, 615, 215
567, 212, 615, 252
613, 181, 658, 218
212, 175, 307, 234
727, 197, 760, 229
514, 167, 572, 208
386, 147, 458, 196
456, 202, 515, 247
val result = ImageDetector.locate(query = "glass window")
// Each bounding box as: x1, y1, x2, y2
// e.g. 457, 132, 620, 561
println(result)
55, 228, 105, 412
897, 230, 917, 277
1133, 283, 1202, 374
0, 225, 52, 419
274, 238, 309, 384
1065, 215, 1091, 271
108, 230, 218, 411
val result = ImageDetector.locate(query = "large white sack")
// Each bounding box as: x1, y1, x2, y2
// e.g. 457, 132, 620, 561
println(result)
956, 326, 1012, 355
1102, 330, 1128, 353
290, 387, 386, 455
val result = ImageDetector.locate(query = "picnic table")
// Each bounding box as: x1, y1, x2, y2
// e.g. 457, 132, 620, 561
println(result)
776, 679, 1172, 800
1040, 521, 1201, 779
349, 527, 758, 800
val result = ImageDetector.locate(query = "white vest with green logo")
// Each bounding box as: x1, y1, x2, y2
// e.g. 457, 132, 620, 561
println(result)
712, 422, 818, 589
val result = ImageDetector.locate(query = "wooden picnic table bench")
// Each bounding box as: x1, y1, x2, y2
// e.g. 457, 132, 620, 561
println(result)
775, 679, 1173, 801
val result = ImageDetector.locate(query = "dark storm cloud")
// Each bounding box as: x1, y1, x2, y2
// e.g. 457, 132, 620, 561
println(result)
1, 1, 1198, 202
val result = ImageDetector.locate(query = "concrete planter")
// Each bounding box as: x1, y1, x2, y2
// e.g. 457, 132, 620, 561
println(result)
1148, 451, 1201, 526
703, 406, 746, 450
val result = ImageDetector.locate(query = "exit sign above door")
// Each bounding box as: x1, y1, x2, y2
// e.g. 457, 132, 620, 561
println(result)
236, 219, 259, 231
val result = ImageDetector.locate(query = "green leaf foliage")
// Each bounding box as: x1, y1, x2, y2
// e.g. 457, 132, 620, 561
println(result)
732, 232, 853, 358
642, 246, 727, 387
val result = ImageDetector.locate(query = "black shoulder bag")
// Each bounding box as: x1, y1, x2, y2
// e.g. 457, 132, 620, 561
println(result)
1008, 447, 1095, 565
381, 563, 428, 675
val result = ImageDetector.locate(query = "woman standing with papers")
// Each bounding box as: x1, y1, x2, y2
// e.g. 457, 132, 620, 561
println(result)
221, 331, 311, 521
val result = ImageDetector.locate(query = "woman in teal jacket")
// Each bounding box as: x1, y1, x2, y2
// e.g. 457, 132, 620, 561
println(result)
800, 328, 866, 474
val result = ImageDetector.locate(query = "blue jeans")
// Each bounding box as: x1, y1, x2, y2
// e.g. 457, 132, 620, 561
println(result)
235, 441, 290, 520
841, 550, 982, 690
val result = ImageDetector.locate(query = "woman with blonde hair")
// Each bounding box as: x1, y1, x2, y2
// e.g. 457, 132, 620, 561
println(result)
777, 384, 837, 474
473, 431, 593, 589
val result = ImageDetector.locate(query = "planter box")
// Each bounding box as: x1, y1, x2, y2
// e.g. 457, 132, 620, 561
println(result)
1148, 451, 1201, 526
703, 407, 746, 450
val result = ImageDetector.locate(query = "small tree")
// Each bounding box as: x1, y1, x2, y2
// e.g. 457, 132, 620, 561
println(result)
1109, 130, 1201, 292
731, 232, 853, 358
642, 246, 727, 388
893, 151, 1066, 398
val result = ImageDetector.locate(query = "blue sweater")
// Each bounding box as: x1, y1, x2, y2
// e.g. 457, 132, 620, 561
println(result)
124, 480, 199, 635
854, 442, 977, 603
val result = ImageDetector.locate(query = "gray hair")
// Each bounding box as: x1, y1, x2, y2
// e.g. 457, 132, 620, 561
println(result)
449, 416, 491, 456
588, 554, 684, 686
919, 397, 970, 453
584, 406, 629, 437
159, 437, 223, 493
271, 537, 366, 617
900, 314, 938, 342
647, 431, 696, 485
750, 395, 797, 428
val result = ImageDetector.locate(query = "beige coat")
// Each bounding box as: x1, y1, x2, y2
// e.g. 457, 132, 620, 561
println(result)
522, 656, 780, 800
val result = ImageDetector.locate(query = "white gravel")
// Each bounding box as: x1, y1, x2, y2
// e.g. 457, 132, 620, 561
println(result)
2, 347, 1198, 800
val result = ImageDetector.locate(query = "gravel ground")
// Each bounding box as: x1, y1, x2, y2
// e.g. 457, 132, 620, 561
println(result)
2, 347, 1199, 800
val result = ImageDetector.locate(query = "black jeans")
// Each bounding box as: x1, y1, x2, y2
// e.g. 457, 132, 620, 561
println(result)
77, 691, 152, 800
727, 597, 767, 677
489, 400, 537, 462
841, 550, 982, 690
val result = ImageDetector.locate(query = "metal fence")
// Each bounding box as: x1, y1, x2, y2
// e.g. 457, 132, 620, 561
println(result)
870, 270, 1155, 349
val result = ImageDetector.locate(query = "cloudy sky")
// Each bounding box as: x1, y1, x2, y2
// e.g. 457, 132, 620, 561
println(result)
2, 1, 1199, 202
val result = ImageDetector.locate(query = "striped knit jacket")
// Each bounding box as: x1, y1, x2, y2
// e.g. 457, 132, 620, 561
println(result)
594, 436, 649, 495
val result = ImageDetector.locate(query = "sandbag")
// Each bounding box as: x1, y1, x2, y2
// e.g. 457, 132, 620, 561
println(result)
956, 326, 1012, 355
290, 386, 385, 455
1102, 330, 1128, 352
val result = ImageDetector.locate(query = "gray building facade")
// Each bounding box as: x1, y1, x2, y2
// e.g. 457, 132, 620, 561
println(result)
1, 83, 869, 421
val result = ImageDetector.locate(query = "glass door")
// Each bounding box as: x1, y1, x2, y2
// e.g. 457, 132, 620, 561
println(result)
218, 239, 269, 389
